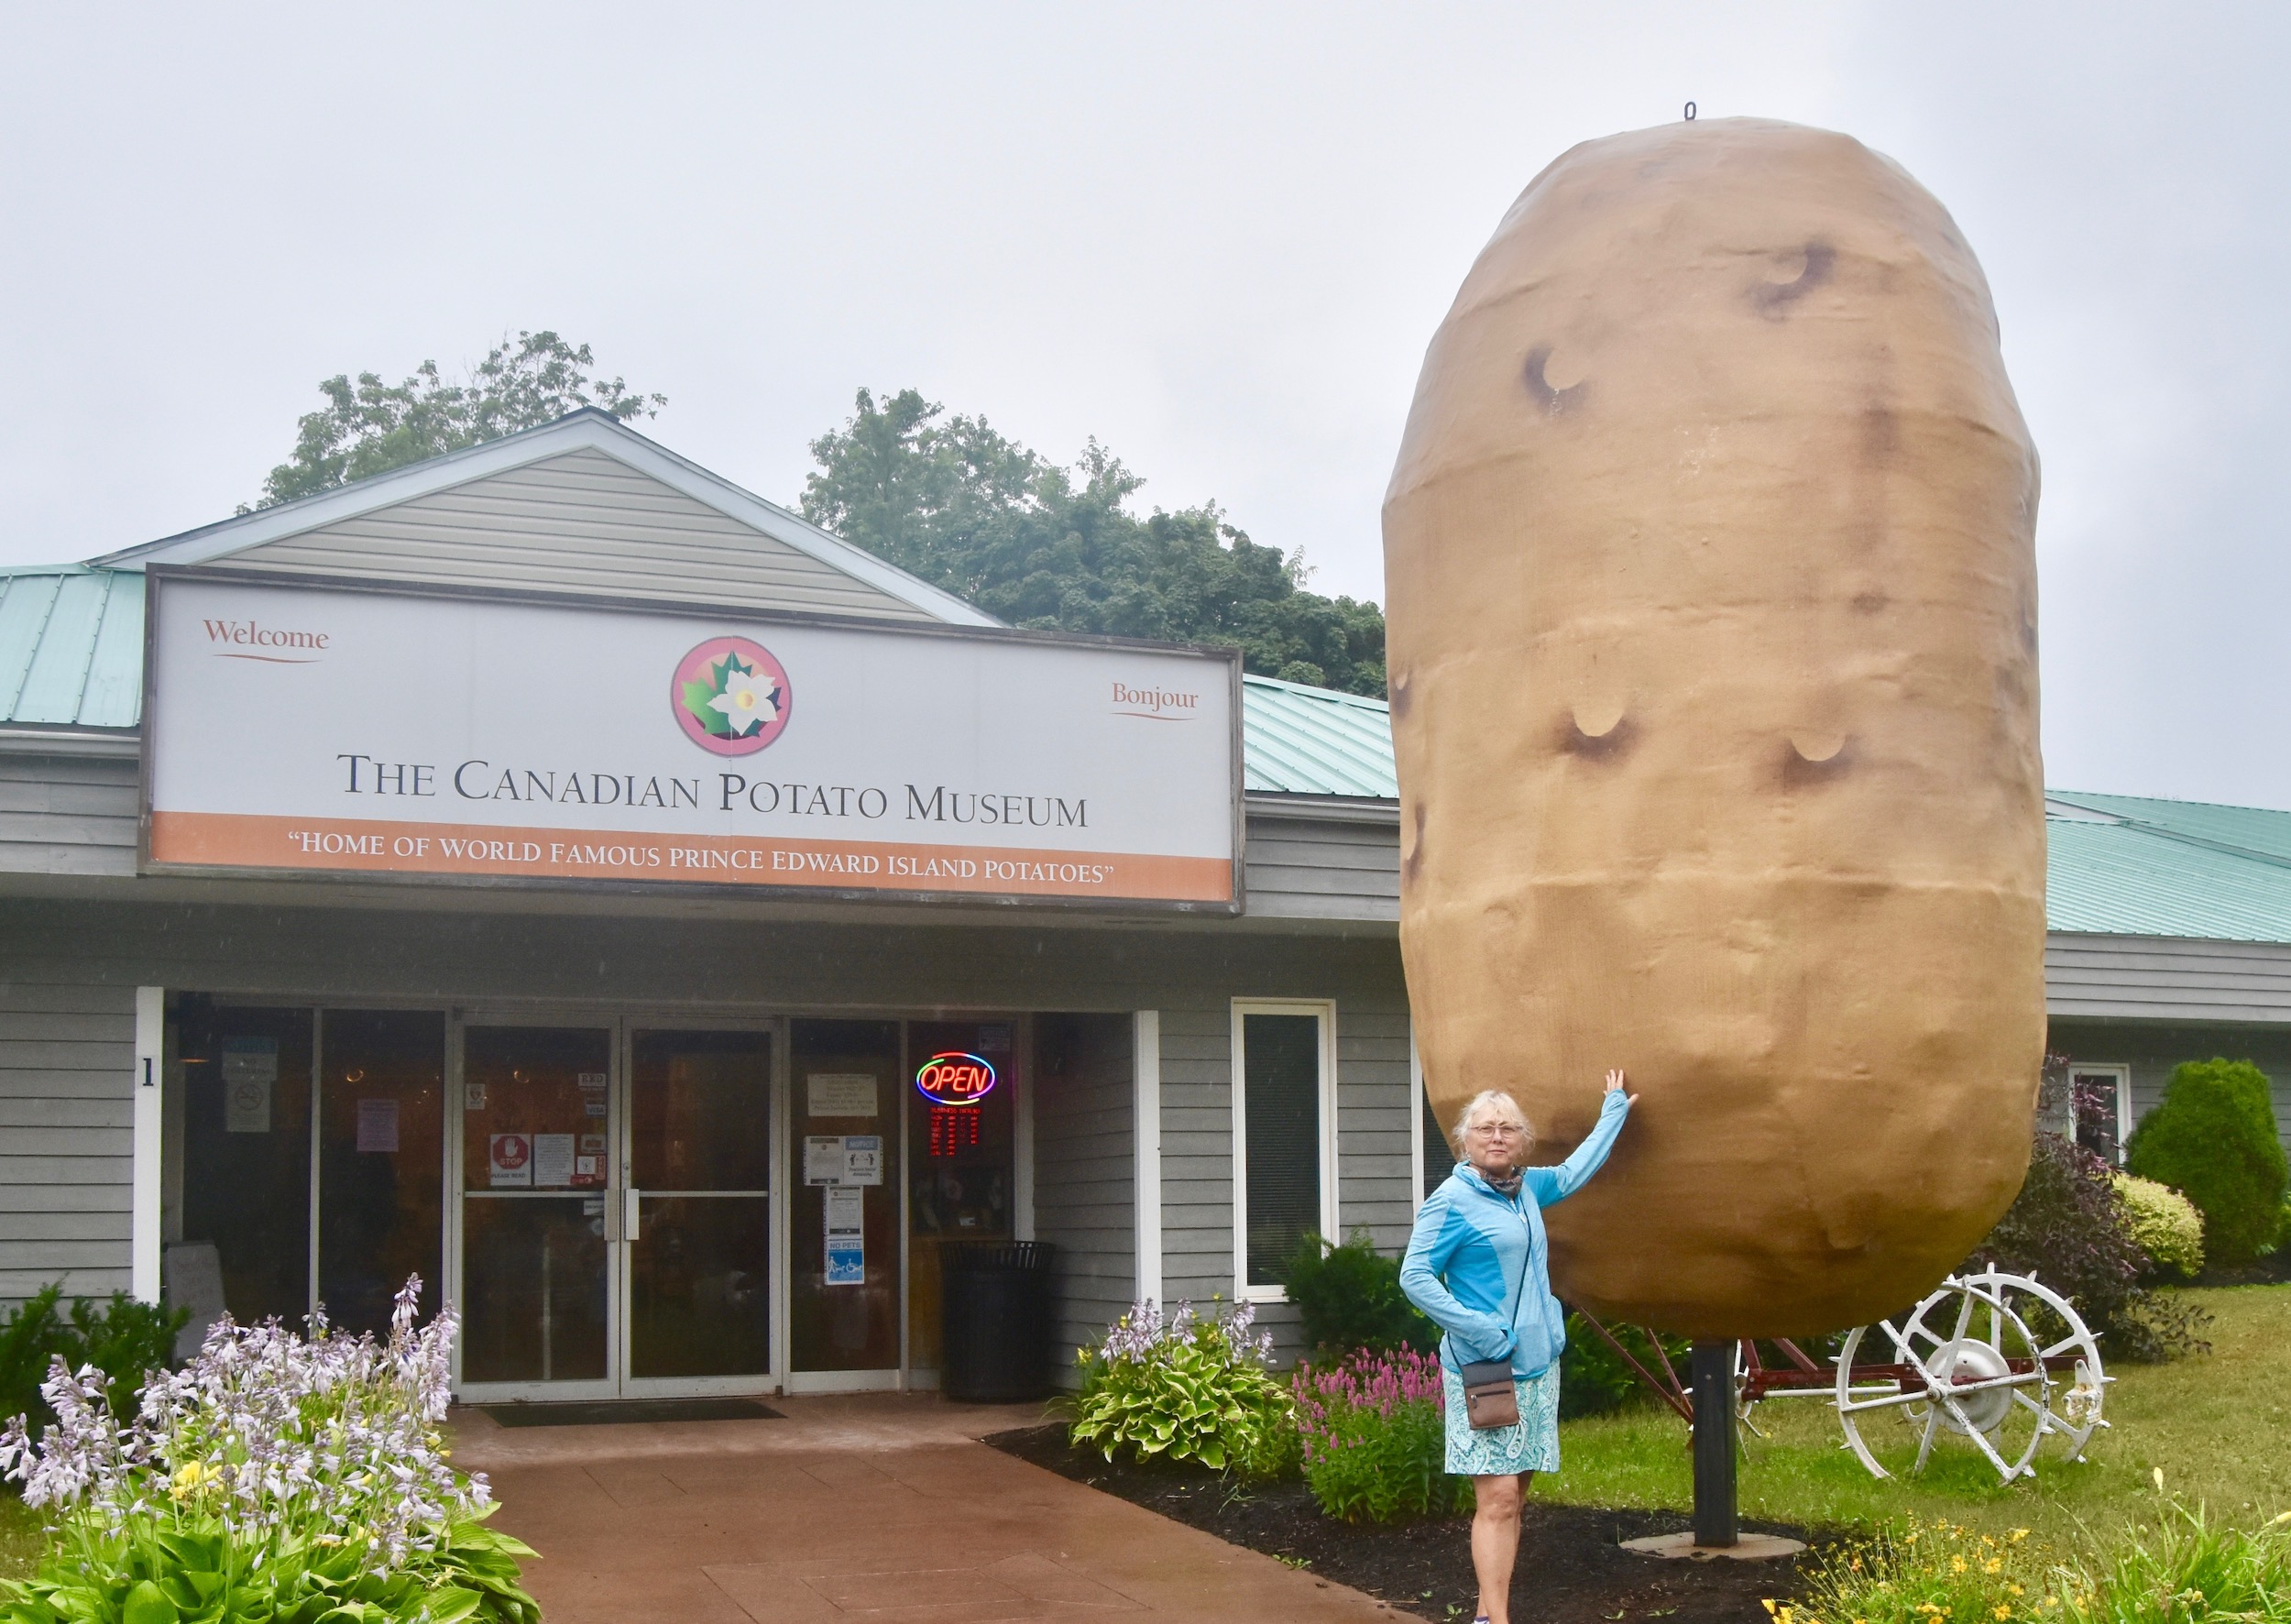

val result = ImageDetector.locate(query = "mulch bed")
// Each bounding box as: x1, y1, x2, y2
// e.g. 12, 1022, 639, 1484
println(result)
986, 1423, 1815, 1623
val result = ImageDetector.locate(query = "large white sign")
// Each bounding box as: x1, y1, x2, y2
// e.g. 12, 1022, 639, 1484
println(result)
146, 576, 1241, 908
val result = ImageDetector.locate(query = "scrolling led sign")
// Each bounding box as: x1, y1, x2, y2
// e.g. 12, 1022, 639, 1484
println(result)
916, 1051, 996, 1157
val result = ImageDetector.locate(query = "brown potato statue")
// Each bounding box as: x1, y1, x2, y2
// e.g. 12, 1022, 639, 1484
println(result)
1384, 117, 2045, 1338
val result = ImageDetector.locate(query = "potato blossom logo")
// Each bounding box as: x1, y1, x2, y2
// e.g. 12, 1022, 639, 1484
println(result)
671, 636, 792, 755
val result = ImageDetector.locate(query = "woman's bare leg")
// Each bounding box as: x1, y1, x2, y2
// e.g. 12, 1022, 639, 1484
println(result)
1470, 1472, 1528, 1622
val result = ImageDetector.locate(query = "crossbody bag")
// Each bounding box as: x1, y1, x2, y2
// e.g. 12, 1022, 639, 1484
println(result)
1457, 1196, 1530, 1431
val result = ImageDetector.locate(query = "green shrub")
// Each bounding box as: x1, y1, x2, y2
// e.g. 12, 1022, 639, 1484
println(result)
1556, 1312, 1689, 1419
0, 1286, 186, 1432
1289, 1347, 1466, 1522
1972, 1131, 2209, 1362
1279, 1232, 1435, 1359
2111, 1172, 2206, 1280
1780, 1515, 2050, 1624
2125, 1058, 2289, 1268
1069, 1300, 1294, 1476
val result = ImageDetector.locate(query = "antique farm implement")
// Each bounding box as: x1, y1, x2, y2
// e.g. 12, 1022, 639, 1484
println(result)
1579, 1268, 2111, 1485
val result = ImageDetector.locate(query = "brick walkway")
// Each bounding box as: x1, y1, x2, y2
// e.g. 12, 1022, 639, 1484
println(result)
451, 1395, 1397, 1622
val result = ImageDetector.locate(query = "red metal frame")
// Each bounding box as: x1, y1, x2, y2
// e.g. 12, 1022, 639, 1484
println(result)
1573, 1310, 2086, 1422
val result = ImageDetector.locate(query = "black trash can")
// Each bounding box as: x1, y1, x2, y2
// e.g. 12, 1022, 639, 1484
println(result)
940, 1240, 1057, 1402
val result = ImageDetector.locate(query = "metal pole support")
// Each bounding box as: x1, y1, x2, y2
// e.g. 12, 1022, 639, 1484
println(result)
1690, 1341, 1737, 1548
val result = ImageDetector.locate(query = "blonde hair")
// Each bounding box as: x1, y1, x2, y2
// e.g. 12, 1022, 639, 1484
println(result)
1448, 1089, 1536, 1159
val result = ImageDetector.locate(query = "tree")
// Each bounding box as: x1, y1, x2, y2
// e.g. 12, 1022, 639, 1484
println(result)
252, 331, 664, 509
802, 389, 1387, 697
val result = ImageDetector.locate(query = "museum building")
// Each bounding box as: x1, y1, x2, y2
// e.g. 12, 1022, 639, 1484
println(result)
0, 410, 2286, 1401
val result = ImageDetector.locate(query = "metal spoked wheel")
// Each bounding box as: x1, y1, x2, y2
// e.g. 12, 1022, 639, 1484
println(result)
1833, 1269, 2110, 1484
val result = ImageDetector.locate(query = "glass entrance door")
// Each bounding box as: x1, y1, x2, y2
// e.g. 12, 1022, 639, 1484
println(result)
458, 1026, 615, 1396
623, 1028, 774, 1390
455, 1018, 779, 1401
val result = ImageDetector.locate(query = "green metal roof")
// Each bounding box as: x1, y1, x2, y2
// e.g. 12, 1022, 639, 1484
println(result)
1240, 674, 1397, 796
2044, 793, 2291, 943
0, 566, 144, 729
2044, 790, 2291, 867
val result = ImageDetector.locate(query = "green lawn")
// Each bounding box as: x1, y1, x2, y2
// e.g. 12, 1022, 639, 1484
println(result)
0, 1494, 38, 1585
1535, 1283, 2291, 1550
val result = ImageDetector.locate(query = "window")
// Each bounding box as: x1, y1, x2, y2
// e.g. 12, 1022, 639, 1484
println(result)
2069, 1064, 2132, 1165
1411, 1033, 1453, 1205
1231, 1001, 1336, 1300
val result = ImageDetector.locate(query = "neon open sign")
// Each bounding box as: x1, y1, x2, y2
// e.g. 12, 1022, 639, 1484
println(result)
915, 1051, 998, 1104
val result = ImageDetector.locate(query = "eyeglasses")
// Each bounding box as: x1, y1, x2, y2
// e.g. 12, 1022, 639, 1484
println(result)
1465, 1122, 1525, 1138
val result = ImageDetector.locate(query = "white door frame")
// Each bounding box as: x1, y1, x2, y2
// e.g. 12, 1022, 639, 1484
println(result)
451, 1010, 787, 1403
436, 1005, 1035, 1401
616, 1015, 786, 1399
451, 1009, 623, 1404
1229, 999, 1340, 1304
2068, 1062, 2134, 1164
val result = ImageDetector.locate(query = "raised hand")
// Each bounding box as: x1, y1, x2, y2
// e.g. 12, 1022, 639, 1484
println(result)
1604, 1069, 1640, 1106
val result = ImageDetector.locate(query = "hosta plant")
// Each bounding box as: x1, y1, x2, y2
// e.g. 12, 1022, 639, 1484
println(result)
1069, 1300, 1293, 1476
0, 1278, 537, 1624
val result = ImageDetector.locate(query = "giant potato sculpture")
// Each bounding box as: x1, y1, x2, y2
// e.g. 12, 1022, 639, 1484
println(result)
1385, 118, 2045, 1338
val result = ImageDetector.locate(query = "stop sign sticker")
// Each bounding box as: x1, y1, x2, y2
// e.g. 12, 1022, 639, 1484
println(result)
489, 1133, 533, 1188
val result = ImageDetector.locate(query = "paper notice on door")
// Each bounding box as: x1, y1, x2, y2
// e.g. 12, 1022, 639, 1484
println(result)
804, 1134, 885, 1186
222, 1037, 276, 1134
488, 1134, 532, 1187
824, 1187, 865, 1285
807, 1074, 878, 1117
532, 1133, 575, 1188
356, 1098, 399, 1153
841, 1135, 883, 1185
225, 1075, 271, 1134
221, 1037, 278, 1087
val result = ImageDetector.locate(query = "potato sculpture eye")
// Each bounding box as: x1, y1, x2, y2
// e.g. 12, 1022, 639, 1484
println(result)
1384, 118, 2045, 1339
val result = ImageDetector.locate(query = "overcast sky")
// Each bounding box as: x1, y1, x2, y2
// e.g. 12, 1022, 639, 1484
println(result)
3, 5, 2286, 806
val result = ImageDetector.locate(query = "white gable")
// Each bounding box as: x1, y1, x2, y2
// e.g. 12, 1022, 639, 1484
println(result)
92, 412, 993, 627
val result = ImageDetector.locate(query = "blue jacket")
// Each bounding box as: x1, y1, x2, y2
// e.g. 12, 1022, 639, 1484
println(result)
1400, 1089, 1631, 1379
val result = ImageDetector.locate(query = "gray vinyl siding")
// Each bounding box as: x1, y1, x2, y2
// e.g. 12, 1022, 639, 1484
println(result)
0, 899, 1419, 1358
0, 750, 137, 876
1155, 990, 1418, 1363
225, 450, 937, 623
2049, 1018, 2291, 1156
2045, 934, 2291, 1024
0, 978, 134, 1301
1031, 1014, 1135, 1377
1156, 1004, 1243, 1316
1335, 1002, 1417, 1256
1241, 809, 1399, 922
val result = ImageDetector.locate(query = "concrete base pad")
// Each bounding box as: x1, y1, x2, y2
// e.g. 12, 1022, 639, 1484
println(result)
1619, 1531, 1809, 1562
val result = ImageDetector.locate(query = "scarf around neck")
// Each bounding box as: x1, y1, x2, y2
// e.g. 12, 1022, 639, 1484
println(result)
1480, 1166, 1525, 1198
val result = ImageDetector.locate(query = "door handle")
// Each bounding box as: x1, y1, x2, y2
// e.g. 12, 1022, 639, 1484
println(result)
623, 1188, 641, 1244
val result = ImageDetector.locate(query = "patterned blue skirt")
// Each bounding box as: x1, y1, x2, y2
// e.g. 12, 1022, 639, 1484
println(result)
1441, 1362, 1561, 1477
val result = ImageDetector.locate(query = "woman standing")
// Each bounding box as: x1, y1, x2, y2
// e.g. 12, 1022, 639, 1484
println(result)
1400, 1071, 1636, 1624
